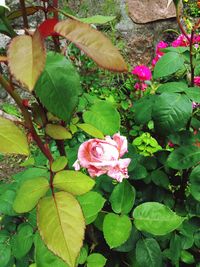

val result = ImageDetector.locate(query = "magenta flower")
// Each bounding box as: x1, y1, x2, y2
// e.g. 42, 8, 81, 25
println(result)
132, 65, 152, 81
73, 133, 131, 182
194, 77, 200, 87
134, 82, 148, 91
152, 41, 168, 66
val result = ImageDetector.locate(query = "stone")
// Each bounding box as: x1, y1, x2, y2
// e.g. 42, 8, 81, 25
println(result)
126, 0, 176, 23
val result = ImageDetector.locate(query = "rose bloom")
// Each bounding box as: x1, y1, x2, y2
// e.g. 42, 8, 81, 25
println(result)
73, 133, 131, 182
194, 76, 200, 87
152, 41, 168, 66
134, 82, 148, 91
132, 65, 152, 81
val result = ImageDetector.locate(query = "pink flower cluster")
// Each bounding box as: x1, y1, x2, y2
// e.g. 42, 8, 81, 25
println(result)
152, 41, 168, 66
73, 133, 131, 182
132, 65, 152, 91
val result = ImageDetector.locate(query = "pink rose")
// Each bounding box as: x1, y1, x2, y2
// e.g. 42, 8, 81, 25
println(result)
73, 133, 131, 182
194, 76, 200, 87
132, 65, 152, 81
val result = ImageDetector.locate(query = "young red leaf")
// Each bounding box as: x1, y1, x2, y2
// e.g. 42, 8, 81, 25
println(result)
8, 29, 46, 92
38, 18, 59, 39
54, 19, 128, 72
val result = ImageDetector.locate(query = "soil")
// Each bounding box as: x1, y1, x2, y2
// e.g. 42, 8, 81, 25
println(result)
0, 155, 25, 181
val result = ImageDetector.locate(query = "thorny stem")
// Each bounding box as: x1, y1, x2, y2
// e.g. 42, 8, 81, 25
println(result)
0, 74, 55, 188
19, 0, 29, 29
189, 29, 195, 86
175, 4, 190, 42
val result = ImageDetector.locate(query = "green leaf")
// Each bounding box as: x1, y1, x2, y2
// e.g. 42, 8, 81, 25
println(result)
77, 245, 88, 265
167, 146, 200, 170
103, 213, 132, 248
45, 124, 72, 140
53, 170, 95, 195
133, 202, 184, 235
150, 170, 169, 189
156, 82, 188, 94
134, 95, 155, 124
79, 15, 116, 24
52, 156, 68, 172
181, 250, 195, 264
77, 191, 105, 225
35, 52, 82, 122
189, 165, 200, 201
83, 101, 120, 135
152, 93, 192, 135
169, 234, 181, 265
109, 180, 136, 214
0, 243, 11, 267
34, 232, 67, 267
86, 253, 107, 267
184, 87, 200, 103
153, 52, 185, 79
37, 191, 85, 267
77, 123, 104, 139
0, 189, 17, 216
11, 224, 33, 259
13, 177, 49, 213
136, 238, 162, 267
0, 117, 29, 155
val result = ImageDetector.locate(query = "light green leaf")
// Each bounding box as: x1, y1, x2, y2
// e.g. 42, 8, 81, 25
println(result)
35, 52, 82, 122
52, 156, 68, 172
53, 170, 95, 195
37, 191, 85, 267
153, 52, 185, 79
11, 224, 33, 259
83, 101, 120, 135
167, 146, 200, 170
103, 213, 132, 248
77, 191, 105, 225
87, 253, 107, 267
152, 93, 192, 135
136, 238, 162, 267
77, 123, 104, 139
109, 180, 136, 214
133, 202, 184, 235
189, 165, 200, 201
79, 15, 116, 24
0, 117, 29, 155
181, 250, 195, 264
45, 124, 72, 140
13, 177, 49, 213
34, 232, 67, 267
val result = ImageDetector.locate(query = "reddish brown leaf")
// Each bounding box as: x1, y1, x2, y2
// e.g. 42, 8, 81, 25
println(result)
54, 19, 128, 72
38, 18, 59, 38
8, 30, 46, 92
7, 6, 44, 20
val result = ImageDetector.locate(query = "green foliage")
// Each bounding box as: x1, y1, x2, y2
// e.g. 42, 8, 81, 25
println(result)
0, 1, 200, 266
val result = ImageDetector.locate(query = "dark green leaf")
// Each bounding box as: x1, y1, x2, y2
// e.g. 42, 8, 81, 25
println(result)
154, 52, 185, 79
167, 146, 200, 170
156, 82, 188, 94
152, 93, 192, 135
184, 87, 200, 103
134, 95, 155, 124
35, 52, 82, 122
109, 180, 136, 214
189, 165, 200, 201
0, 243, 11, 267
136, 238, 162, 267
